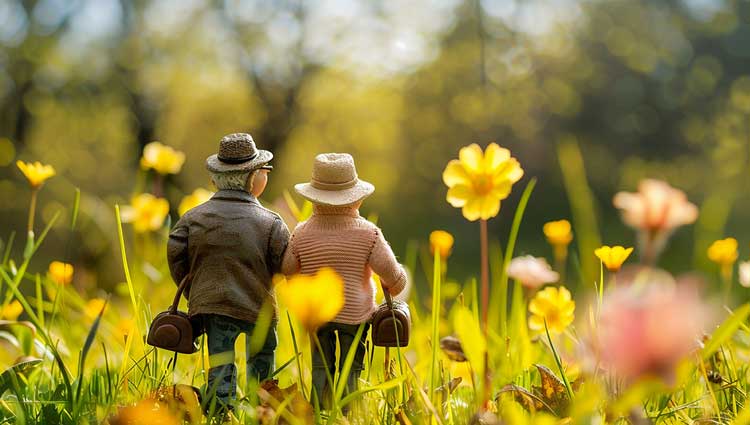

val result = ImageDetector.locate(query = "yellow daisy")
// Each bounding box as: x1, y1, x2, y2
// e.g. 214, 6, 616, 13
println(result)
442, 143, 524, 221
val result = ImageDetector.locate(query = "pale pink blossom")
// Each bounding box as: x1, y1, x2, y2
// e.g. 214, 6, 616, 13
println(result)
507, 255, 559, 289
613, 179, 698, 264
613, 179, 698, 232
593, 283, 713, 383
739, 261, 750, 288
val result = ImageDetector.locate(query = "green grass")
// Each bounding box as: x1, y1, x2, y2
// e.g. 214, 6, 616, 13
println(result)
0, 185, 749, 425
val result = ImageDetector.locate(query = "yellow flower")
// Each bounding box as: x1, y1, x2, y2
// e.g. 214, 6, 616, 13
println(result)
276, 268, 344, 331
430, 230, 454, 259
528, 286, 575, 334
111, 399, 180, 425
707, 237, 738, 266
16, 160, 55, 188
543, 220, 573, 247
84, 298, 108, 320
140, 142, 185, 175
121, 193, 170, 233
594, 245, 634, 272
48, 261, 74, 285
0, 300, 23, 320
442, 143, 524, 221
116, 318, 136, 339
178, 188, 214, 216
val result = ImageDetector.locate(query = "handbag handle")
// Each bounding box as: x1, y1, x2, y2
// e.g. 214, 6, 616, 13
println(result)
169, 249, 200, 314
381, 283, 393, 310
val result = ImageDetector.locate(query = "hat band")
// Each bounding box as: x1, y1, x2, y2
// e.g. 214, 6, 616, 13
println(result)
311, 177, 358, 191
216, 151, 258, 164
218, 151, 258, 164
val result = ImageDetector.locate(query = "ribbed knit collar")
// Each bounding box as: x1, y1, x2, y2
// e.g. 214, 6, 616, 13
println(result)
312, 205, 360, 217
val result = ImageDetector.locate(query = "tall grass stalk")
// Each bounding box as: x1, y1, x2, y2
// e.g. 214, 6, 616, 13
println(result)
490, 178, 536, 337
557, 138, 602, 287
115, 205, 138, 319
429, 250, 441, 402
543, 320, 573, 401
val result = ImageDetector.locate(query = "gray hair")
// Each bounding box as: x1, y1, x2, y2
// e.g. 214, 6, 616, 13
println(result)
210, 170, 258, 191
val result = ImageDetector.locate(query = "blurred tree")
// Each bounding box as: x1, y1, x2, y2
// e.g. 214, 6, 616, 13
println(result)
2, 0, 750, 290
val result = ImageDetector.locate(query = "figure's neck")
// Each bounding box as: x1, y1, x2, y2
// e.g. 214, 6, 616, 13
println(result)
313, 205, 359, 217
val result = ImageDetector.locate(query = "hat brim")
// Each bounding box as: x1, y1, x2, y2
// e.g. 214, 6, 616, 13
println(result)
294, 180, 374, 206
206, 150, 273, 173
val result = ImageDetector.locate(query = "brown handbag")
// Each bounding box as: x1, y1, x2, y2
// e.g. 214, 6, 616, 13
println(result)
371, 284, 411, 347
147, 256, 199, 354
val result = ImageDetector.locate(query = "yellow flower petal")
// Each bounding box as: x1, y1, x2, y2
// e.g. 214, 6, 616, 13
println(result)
442, 160, 471, 187
482, 143, 511, 172
16, 160, 56, 188
478, 196, 501, 221
458, 143, 484, 172
122, 194, 170, 233
446, 184, 472, 207
276, 267, 345, 331
543, 220, 573, 246
140, 142, 185, 175
48, 261, 74, 285
84, 298, 108, 320
595, 245, 634, 272
430, 230, 454, 259
528, 286, 575, 334
0, 300, 23, 320
707, 237, 738, 266
178, 188, 214, 216
443, 143, 523, 222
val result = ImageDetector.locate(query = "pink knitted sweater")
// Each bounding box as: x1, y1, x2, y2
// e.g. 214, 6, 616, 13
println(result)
281, 205, 407, 325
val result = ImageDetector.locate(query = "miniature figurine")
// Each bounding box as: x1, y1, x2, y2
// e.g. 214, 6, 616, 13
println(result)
281, 153, 407, 408
167, 133, 290, 412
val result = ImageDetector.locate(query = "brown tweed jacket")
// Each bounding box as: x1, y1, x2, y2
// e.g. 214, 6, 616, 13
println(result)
167, 190, 290, 323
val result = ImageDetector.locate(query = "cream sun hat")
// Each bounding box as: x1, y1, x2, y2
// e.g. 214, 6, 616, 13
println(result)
294, 153, 374, 206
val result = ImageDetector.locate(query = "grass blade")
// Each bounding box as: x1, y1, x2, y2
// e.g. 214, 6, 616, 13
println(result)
491, 178, 536, 337
557, 139, 602, 287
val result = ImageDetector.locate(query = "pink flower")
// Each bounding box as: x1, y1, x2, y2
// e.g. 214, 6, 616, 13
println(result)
613, 179, 698, 233
593, 283, 713, 384
613, 179, 698, 264
507, 255, 559, 289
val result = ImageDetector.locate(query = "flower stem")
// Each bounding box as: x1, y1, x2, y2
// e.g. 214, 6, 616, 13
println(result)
721, 264, 733, 306
479, 218, 490, 408
429, 250, 441, 402
553, 244, 568, 283
27, 188, 39, 235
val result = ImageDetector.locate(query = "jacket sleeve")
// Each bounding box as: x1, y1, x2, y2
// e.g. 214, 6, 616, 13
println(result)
268, 216, 291, 275
167, 215, 190, 295
368, 228, 407, 296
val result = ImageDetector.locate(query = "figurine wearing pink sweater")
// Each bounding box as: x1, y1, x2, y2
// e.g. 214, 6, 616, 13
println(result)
282, 153, 406, 408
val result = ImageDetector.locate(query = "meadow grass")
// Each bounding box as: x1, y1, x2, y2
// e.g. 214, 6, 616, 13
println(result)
1, 166, 750, 424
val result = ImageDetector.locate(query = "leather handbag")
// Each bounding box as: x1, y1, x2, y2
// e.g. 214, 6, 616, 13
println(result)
147, 256, 199, 354
371, 284, 411, 347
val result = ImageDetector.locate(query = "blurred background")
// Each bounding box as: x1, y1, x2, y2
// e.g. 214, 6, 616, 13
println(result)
2, 0, 750, 296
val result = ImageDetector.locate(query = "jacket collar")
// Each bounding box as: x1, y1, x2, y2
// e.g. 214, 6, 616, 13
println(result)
212, 189, 259, 205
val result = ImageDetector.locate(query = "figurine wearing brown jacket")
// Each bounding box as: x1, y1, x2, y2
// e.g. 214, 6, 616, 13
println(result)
282, 153, 407, 408
167, 133, 290, 411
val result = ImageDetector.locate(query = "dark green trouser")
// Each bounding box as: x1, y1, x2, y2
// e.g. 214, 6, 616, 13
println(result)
202, 314, 277, 407
311, 322, 370, 409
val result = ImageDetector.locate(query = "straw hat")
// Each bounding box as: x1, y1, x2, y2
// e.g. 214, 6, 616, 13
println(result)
206, 133, 272, 173
295, 153, 374, 206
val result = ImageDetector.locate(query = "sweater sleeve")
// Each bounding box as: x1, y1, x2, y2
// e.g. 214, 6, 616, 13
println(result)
281, 228, 301, 276
369, 228, 407, 296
